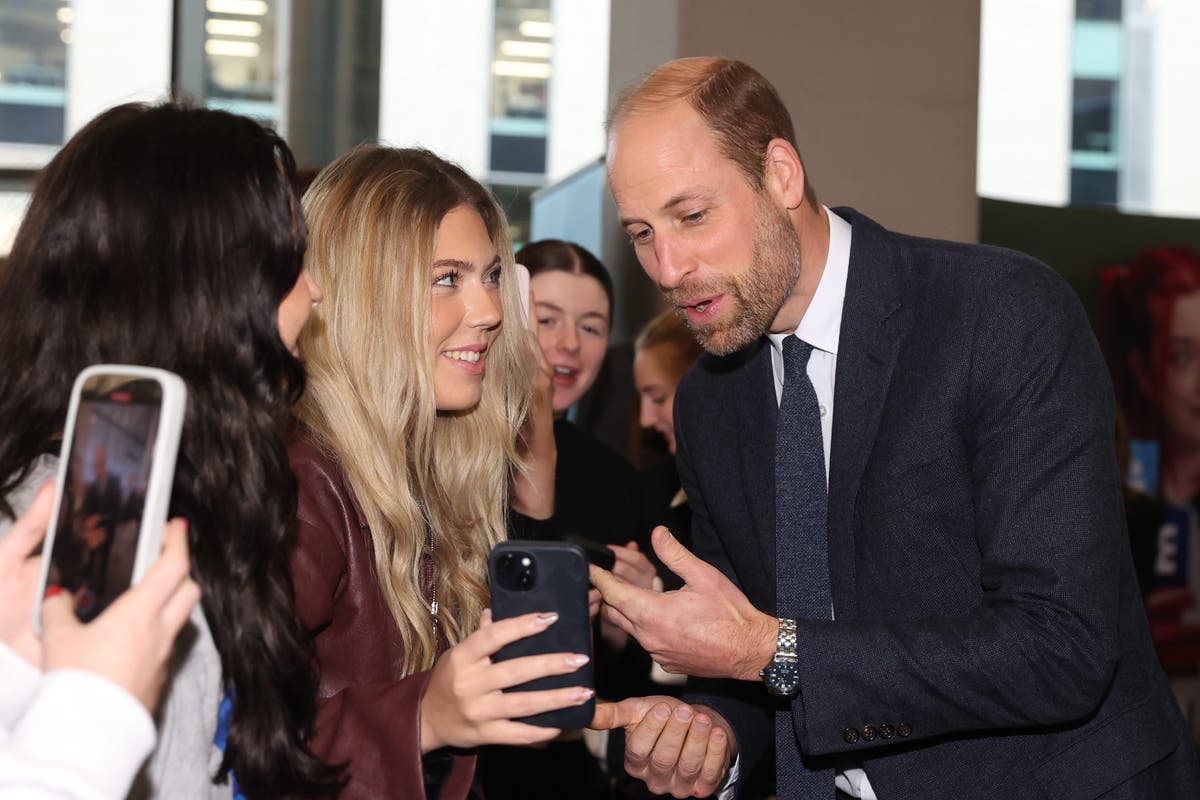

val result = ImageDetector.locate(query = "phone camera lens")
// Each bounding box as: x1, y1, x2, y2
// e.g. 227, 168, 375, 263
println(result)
497, 551, 537, 592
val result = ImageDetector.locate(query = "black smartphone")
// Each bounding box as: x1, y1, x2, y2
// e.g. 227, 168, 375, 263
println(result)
35, 366, 186, 627
489, 541, 594, 728
563, 534, 616, 571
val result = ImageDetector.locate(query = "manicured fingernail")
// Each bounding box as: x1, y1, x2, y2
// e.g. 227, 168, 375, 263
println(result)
180, 518, 189, 533
575, 688, 595, 703
536, 612, 558, 624
566, 654, 590, 667
44, 584, 63, 598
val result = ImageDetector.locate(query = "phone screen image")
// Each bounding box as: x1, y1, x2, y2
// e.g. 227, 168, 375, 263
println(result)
47, 377, 164, 622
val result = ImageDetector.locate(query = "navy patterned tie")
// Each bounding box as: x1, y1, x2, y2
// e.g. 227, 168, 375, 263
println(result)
774, 336, 834, 798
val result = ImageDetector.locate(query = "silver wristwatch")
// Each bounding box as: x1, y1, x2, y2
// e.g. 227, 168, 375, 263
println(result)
760, 618, 800, 697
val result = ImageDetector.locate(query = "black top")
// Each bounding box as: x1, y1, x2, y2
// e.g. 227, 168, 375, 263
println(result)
479, 419, 651, 800
638, 455, 692, 591
549, 418, 645, 549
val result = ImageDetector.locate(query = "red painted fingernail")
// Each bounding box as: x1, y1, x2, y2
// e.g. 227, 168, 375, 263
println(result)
45, 584, 63, 598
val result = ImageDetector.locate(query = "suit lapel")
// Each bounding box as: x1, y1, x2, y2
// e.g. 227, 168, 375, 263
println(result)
734, 338, 779, 612
827, 208, 906, 620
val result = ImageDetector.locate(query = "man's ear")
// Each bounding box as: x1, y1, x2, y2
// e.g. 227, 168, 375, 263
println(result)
763, 138, 807, 211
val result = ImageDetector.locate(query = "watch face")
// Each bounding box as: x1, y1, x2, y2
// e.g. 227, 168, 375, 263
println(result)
764, 660, 800, 697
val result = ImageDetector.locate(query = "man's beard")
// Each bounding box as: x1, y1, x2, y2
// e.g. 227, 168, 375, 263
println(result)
667, 203, 803, 356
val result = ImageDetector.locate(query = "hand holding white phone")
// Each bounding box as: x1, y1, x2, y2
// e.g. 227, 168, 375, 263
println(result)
41, 518, 200, 711
34, 365, 187, 631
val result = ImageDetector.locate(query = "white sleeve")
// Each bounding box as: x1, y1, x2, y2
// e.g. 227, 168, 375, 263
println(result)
716, 754, 741, 800
0, 642, 42, 730
0, 669, 156, 800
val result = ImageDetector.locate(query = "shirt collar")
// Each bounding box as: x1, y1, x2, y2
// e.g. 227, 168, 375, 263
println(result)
767, 205, 851, 357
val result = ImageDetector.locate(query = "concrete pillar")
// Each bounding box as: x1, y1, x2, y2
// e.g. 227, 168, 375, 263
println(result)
66, 0, 173, 135
378, 0, 492, 176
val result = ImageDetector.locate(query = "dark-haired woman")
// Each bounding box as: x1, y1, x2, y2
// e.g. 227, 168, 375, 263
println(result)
0, 103, 340, 798
518, 240, 650, 583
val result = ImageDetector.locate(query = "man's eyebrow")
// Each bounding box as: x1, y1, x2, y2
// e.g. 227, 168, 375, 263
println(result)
619, 189, 711, 228
662, 189, 710, 213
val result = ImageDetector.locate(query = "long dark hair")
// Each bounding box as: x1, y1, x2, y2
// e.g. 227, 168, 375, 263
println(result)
0, 103, 342, 797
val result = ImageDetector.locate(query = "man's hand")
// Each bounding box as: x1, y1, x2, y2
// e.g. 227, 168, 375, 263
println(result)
590, 696, 735, 798
590, 526, 776, 681
600, 541, 659, 651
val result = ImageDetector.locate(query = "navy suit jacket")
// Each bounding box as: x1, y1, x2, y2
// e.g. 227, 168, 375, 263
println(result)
675, 209, 1200, 798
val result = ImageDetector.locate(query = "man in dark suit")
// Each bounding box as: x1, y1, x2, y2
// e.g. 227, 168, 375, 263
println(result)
589, 57, 1200, 800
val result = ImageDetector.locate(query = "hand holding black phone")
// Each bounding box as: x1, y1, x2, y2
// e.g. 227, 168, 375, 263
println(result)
488, 541, 594, 728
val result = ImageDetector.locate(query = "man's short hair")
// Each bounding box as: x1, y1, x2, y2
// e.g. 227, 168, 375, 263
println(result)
608, 57, 817, 204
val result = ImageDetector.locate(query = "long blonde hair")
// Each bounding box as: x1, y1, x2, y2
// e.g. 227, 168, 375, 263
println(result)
297, 145, 536, 673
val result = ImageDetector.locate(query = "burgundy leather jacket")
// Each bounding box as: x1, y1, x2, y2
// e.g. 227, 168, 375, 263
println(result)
289, 435, 475, 799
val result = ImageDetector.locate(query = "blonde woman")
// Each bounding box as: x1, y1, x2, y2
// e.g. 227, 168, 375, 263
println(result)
288, 146, 588, 799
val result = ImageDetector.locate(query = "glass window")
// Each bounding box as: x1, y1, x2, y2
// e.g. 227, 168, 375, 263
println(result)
176, 0, 286, 130
974, 0, 1198, 214
205, 0, 279, 123
1070, 166, 1118, 207
490, 0, 550, 178
490, 182, 535, 250
1077, 0, 1122, 22
1068, 5, 1121, 208
1072, 78, 1118, 154
0, 0, 68, 146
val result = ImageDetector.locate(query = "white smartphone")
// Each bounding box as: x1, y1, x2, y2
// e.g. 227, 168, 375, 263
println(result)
515, 262, 532, 327
34, 365, 187, 629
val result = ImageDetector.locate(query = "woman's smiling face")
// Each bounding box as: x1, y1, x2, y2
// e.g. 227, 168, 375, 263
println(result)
531, 270, 611, 414
429, 205, 502, 412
